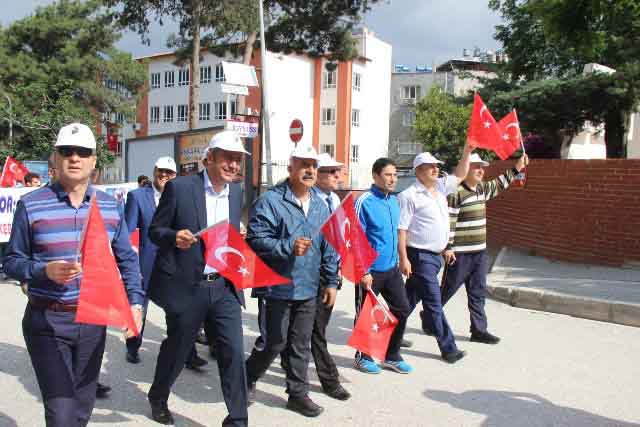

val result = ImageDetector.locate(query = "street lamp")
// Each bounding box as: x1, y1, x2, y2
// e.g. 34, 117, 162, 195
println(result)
259, 0, 273, 186
2, 93, 12, 145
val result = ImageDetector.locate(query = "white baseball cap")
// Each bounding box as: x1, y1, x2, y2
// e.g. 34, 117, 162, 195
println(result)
208, 130, 250, 155
201, 147, 210, 161
55, 123, 96, 150
470, 153, 490, 166
413, 152, 443, 169
317, 153, 343, 169
154, 156, 177, 173
290, 144, 318, 161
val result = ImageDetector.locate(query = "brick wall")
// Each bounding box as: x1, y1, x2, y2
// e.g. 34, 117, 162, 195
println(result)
485, 159, 640, 267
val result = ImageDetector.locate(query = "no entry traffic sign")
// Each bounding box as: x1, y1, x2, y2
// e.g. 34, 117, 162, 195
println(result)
289, 119, 304, 144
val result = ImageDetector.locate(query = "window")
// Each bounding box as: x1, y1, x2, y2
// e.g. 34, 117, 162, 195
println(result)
200, 65, 212, 84
352, 109, 360, 127
214, 101, 227, 120
321, 108, 336, 126
178, 68, 190, 86
351, 145, 360, 163
230, 99, 238, 117
402, 85, 421, 101
398, 141, 422, 155
150, 72, 161, 89
323, 70, 337, 89
163, 105, 174, 122
177, 104, 188, 122
164, 70, 175, 87
353, 72, 361, 91
199, 103, 210, 121
215, 64, 225, 82
402, 111, 416, 127
320, 144, 335, 158
115, 112, 125, 124
150, 106, 160, 123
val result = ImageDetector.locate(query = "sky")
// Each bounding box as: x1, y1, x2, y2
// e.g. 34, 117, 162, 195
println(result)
0, 0, 503, 67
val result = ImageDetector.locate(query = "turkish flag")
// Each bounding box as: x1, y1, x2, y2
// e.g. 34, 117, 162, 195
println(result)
130, 229, 140, 254
200, 222, 291, 289
0, 156, 30, 187
466, 93, 504, 151
347, 290, 398, 361
320, 192, 378, 283
75, 196, 139, 335
495, 110, 523, 160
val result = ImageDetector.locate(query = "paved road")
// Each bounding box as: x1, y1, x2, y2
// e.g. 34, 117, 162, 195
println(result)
0, 280, 639, 427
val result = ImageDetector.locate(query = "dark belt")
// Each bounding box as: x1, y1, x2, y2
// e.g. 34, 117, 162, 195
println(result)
29, 296, 78, 312
407, 246, 441, 256
201, 272, 222, 283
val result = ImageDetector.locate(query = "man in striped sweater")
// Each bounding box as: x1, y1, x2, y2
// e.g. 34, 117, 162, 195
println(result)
437, 152, 528, 344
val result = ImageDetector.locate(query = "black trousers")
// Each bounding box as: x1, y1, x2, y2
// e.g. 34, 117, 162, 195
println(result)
311, 286, 340, 391
23, 305, 106, 427
354, 266, 411, 361
245, 297, 316, 398
148, 278, 248, 427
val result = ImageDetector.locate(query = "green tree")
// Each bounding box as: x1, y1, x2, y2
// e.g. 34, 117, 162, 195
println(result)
486, 0, 640, 157
0, 0, 146, 168
104, 0, 381, 129
413, 87, 476, 170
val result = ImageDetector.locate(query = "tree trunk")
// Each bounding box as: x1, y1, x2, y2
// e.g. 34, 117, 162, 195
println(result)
238, 31, 257, 115
188, 5, 201, 130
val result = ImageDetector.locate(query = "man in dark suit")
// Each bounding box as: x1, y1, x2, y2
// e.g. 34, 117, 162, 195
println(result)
146, 131, 249, 426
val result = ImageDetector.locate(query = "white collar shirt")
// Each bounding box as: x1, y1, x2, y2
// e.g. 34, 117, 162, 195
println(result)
397, 174, 459, 252
316, 189, 341, 213
203, 172, 230, 274
152, 184, 162, 207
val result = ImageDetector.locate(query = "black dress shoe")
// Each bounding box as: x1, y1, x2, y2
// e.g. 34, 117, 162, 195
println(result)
286, 395, 324, 417
126, 351, 141, 364
470, 331, 501, 344
442, 350, 466, 364
419, 310, 434, 336
149, 398, 174, 425
195, 328, 209, 345
96, 382, 111, 399
185, 354, 208, 371
323, 384, 351, 401
400, 339, 413, 348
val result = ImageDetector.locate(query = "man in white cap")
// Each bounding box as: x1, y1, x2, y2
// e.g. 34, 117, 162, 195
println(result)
4, 123, 143, 426
124, 157, 209, 366
245, 145, 339, 417
437, 152, 528, 344
398, 145, 473, 364
146, 130, 249, 426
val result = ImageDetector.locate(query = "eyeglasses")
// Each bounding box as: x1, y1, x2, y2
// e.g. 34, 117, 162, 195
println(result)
57, 146, 94, 158
319, 168, 341, 175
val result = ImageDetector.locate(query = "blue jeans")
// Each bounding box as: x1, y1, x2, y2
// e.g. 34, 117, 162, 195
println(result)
405, 247, 458, 355
441, 250, 489, 334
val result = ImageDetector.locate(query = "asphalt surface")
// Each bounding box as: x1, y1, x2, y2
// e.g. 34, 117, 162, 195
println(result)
0, 278, 639, 427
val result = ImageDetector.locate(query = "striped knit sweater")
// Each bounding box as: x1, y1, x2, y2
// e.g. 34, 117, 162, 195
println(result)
447, 167, 518, 253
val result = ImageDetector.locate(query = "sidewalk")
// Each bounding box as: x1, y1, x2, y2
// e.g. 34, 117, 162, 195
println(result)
487, 247, 640, 327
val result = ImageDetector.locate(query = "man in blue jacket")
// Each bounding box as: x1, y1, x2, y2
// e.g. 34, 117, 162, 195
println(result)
245, 145, 339, 418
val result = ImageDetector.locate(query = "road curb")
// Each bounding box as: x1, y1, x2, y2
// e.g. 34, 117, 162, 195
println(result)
487, 284, 640, 328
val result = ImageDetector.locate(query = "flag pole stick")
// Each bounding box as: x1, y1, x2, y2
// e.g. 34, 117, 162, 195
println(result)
194, 219, 230, 238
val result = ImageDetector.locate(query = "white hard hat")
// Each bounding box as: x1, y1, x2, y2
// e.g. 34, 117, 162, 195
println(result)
208, 130, 250, 155
469, 153, 490, 166
317, 153, 343, 169
55, 123, 96, 150
413, 152, 443, 169
154, 156, 177, 173
290, 144, 318, 161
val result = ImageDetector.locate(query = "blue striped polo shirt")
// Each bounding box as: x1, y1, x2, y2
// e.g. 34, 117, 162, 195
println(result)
3, 183, 144, 305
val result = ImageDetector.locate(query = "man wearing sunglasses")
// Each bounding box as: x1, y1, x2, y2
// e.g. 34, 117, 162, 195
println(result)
3, 123, 144, 427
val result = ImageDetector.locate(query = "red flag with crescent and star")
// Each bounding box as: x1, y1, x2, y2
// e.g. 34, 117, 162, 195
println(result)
495, 109, 523, 160
75, 196, 139, 335
466, 93, 504, 151
200, 222, 291, 289
129, 229, 140, 254
347, 290, 398, 360
0, 156, 31, 187
320, 192, 378, 284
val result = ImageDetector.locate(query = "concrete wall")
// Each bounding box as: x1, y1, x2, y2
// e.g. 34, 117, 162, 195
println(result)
484, 159, 640, 267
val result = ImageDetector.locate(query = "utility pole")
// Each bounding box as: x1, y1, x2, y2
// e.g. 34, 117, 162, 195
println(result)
3, 93, 12, 145
259, 0, 273, 186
